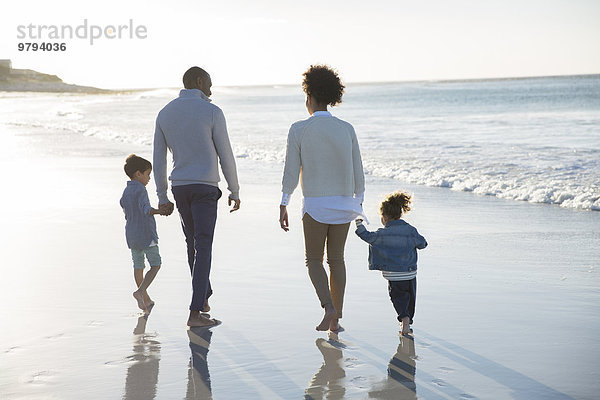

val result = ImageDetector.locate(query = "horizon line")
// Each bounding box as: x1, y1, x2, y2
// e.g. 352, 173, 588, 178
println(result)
107, 72, 600, 92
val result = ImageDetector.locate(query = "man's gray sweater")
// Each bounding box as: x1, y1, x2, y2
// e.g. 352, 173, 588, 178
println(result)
153, 89, 240, 204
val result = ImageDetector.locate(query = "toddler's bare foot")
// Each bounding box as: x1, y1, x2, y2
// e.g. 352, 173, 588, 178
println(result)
401, 317, 411, 335
133, 291, 146, 311
187, 313, 219, 327
316, 307, 337, 331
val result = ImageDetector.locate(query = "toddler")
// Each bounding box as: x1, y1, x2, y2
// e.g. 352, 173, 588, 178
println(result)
355, 191, 427, 335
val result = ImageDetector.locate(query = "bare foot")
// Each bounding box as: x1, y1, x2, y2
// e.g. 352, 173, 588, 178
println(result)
203, 300, 210, 313
329, 318, 340, 332
316, 307, 337, 331
133, 291, 146, 311
329, 322, 344, 333
401, 316, 411, 335
187, 314, 219, 327
145, 301, 155, 314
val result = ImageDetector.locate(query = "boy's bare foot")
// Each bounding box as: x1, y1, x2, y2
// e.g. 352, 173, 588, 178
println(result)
133, 291, 146, 311
202, 300, 210, 313
145, 301, 155, 314
401, 317, 411, 335
316, 307, 337, 331
187, 314, 219, 327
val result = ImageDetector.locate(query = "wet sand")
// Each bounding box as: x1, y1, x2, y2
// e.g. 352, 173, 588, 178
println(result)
0, 122, 599, 399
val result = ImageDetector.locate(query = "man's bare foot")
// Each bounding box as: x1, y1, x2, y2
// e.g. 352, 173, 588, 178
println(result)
133, 291, 146, 311
401, 317, 411, 335
202, 300, 210, 313
316, 307, 337, 331
187, 313, 219, 327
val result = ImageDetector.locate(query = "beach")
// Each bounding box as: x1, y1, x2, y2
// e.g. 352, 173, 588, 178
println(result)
0, 87, 599, 400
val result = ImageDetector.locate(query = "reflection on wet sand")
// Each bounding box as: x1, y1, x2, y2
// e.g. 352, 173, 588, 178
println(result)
186, 327, 214, 400
305, 332, 347, 400
369, 335, 417, 400
123, 315, 161, 400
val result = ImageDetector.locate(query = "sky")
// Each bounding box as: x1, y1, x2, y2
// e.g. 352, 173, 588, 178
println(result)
1, 0, 599, 89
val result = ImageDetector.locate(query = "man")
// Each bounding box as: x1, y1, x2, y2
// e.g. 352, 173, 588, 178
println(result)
153, 66, 241, 327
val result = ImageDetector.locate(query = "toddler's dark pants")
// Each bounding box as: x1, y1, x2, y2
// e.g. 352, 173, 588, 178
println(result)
388, 278, 416, 324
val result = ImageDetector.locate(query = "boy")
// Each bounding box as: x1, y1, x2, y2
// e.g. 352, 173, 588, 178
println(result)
120, 154, 163, 313
355, 191, 427, 335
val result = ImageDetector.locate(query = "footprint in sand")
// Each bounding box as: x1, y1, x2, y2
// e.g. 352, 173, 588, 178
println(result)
28, 371, 56, 385
44, 333, 68, 341
4, 346, 23, 354
459, 393, 477, 399
432, 378, 447, 387
438, 366, 455, 373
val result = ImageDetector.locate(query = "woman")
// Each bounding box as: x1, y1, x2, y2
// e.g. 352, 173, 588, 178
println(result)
279, 65, 366, 332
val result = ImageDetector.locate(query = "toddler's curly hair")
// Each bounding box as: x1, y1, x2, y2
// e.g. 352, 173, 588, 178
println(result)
380, 191, 412, 220
302, 64, 345, 106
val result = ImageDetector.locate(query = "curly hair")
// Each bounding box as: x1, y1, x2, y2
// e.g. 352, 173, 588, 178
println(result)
380, 191, 412, 220
302, 64, 345, 106
124, 154, 152, 179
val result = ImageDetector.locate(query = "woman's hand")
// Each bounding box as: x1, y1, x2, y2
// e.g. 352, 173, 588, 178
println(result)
279, 205, 289, 232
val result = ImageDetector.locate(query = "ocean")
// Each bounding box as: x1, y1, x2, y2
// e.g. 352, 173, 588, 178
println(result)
2, 74, 599, 211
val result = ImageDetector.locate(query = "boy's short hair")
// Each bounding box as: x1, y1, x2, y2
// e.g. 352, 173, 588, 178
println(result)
124, 154, 152, 179
380, 191, 412, 220
302, 64, 345, 106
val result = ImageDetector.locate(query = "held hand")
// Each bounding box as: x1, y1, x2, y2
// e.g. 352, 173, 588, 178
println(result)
159, 201, 174, 216
228, 197, 241, 213
279, 205, 289, 232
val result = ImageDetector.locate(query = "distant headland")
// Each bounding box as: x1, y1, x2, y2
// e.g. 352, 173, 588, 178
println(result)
0, 59, 107, 93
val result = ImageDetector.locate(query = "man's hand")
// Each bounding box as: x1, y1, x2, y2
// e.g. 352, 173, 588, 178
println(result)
228, 197, 241, 213
279, 205, 289, 232
159, 201, 175, 216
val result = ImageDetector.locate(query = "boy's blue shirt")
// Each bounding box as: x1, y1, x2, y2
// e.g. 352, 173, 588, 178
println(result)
355, 219, 427, 272
120, 180, 158, 250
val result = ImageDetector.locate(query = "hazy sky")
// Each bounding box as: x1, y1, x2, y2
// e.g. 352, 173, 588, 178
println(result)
1, 0, 599, 89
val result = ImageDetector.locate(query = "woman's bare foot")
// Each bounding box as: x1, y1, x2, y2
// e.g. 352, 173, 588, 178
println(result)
316, 306, 337, 331
133, 290, 146, 311
401, 316, 411, 335
329, 318, 340, 332
187, 312, 219, 327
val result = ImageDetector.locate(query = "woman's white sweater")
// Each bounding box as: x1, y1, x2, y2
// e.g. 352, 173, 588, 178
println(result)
282, 114, 365, 197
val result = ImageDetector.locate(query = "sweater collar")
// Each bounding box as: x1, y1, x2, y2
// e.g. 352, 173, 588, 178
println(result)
312, 111, 332, 117
385, 219, 407, 227
179, 88, 212, 102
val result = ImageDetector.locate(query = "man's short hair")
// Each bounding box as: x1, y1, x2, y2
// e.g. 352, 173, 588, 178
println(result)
183, 66, 209, 89
124, 154, 152, 179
